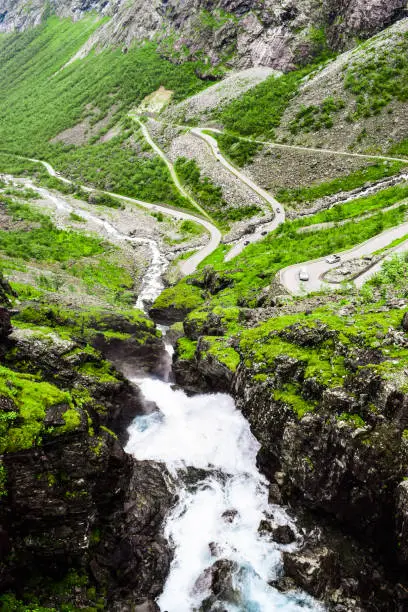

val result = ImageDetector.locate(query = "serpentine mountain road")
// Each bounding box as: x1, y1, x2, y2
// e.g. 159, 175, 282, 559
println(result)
190, 128, 285, 261
21, 115, 408, 293
280, 222, 408, 295
24, 156, 221, 276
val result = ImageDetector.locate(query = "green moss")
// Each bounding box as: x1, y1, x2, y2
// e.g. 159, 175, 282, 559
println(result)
60, 408, 82, 433
152, 281, 204, 312
177, 337, 197, 360
0, 365, 74, 453
337, 413, 366, 428
77, 360, 119, 383
0, 462, 7, 497
90, 436, 105, 457
100, 425, 118, 440
204, 337, 240, 372
273, 384, 316, 419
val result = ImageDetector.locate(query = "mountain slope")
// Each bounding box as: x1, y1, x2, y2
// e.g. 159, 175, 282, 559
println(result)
1, 0, 407, 71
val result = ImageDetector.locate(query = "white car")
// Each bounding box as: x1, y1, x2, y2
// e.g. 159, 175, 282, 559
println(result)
299, 268, 309, 281
326, 254, 341, 264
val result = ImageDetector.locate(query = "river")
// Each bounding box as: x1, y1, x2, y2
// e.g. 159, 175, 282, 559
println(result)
122, 245, 324, 611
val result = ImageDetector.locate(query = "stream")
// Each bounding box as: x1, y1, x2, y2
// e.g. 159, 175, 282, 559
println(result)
124, 247, 324, 611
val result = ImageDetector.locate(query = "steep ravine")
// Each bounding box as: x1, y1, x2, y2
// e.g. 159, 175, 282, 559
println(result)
122, 238, 323, 610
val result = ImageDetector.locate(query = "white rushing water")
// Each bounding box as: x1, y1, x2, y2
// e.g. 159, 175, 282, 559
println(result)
30, 182, 168, 312
109, 203, 324, 611
126, 378, 323, 611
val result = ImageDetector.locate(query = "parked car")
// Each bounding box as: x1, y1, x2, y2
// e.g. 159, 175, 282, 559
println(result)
244, 240, 250, 246
261, 230, 268, 236
276, 207, 281, 213
326, 254, 341, 264
299, 268, 309, 281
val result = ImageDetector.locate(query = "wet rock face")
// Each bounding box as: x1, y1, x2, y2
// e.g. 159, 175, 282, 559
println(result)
1, 0, 407, 70
0, 307, 12, 340
1, 428, 173, 605
197, 558, 242, 610
277, 511, 405, 611
173, 336, 235, 394
0, 310, 173, 607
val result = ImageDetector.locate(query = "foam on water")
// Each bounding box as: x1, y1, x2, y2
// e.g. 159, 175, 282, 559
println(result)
126, 378, 324, 612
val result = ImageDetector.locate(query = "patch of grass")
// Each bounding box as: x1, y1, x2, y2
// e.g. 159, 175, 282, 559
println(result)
0, 222, 105, 263
214, 133, 262, 167
0, 365, 77, 454
289, 97, 345, 134
276, 162, 407, 204
0, 154, 47, 178
152, 280, 205, 314
198, 244, 232, 269
344, 32, 408, 120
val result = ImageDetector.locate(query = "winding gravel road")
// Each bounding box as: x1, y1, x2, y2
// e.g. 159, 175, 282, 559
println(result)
24, 155, 221, 275
21, 115, 408, 295
190, 128, 285, 261
203, 128, 408, 165
132, 117, 211, 220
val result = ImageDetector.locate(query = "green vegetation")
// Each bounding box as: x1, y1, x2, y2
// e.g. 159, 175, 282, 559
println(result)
177, 337, 197, 360
280, 184, 408, 230
337, 413, 366, 428
0, 365, 77, 454
218, 68, 308, 140
273, 385, 316, 419
203, 337, 240, 372
156, 202, 408, 310
0, 17, 210, 207
390, 138, 408, 158
152, 280, 205, 313
0, 568, 106, 611
289, 97, 345, 134
54, 132, 190, 209
275, 161, 406, 204
174, 156, 261, 224
344, 32, 408, 120
197, 244, 231, 269
0, 154, 47, 177
0, 221, 104, 263
367, 252, 408, 293
13, 303, 156, 341
0, 193, 138, 306
198, 8, 237, 30
214, 133, 262, 167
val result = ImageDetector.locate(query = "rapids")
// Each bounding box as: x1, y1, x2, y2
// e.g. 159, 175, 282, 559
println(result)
124, 244, 324, 611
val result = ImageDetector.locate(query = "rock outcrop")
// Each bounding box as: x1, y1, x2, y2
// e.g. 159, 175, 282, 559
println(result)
1, 0, 407, 71
0, 301, 174, 609
170, 302, 408, 608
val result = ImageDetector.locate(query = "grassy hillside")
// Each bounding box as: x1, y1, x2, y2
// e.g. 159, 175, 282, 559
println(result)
0, 16, 208, 207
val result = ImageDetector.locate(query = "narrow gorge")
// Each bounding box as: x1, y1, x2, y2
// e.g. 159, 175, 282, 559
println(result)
1, 1, 408, 610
